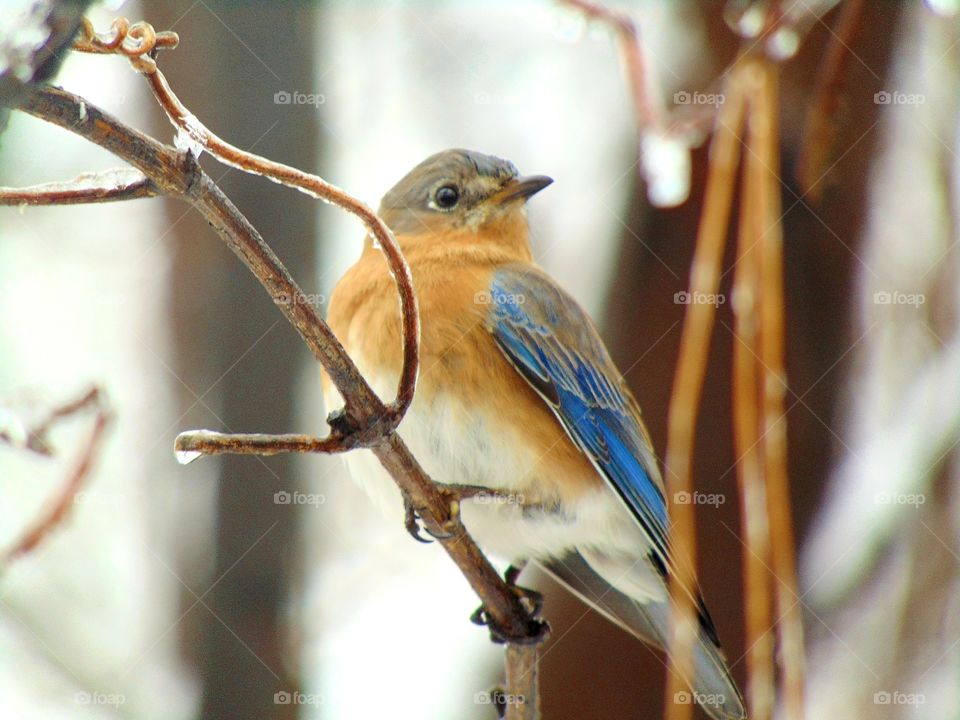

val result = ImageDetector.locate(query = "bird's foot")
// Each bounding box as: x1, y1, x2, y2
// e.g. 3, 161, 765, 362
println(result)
504, 562, 544, 617
470, 563, 548, 645
401, 488, 462, 543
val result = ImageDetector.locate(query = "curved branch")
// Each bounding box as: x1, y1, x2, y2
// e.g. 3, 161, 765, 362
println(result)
2, 386, 112, 564
143, 69, 419, 422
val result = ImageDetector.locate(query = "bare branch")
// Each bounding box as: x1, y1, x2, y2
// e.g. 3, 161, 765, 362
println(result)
558, 0, 665, 131
1, 387, 111, 564
174, 429, 355, 458
503, 644, 539, 720
795, 0, 866, 202
662, 62, 748, 720
141, 65, 419, 422
0, 168, 158, 205
733, 65, 776, 720
754, 61, 806, 720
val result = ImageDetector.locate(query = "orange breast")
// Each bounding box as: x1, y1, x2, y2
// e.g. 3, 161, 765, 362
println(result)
323, 238, 602, 505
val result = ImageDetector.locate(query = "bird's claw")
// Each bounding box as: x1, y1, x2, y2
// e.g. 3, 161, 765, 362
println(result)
471, 562, 548, 645
403, 497, 433, 544
402, 491, 461, 543
470, 605, 549, 645
503, 562, 543, 616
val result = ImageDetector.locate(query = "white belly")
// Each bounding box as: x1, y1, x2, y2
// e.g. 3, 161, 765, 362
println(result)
324, 368, 653, 574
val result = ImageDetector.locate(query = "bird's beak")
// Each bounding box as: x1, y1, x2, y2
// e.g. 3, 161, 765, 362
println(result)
492, 174, 554, 205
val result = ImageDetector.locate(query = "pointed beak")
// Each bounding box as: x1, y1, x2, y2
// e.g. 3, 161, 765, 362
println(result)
493, 174, 554, 205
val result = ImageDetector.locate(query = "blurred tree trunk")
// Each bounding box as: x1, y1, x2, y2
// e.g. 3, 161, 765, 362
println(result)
146, 3, 321, 719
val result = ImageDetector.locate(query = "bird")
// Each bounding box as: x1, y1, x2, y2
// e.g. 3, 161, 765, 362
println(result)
322, 148, 746, 720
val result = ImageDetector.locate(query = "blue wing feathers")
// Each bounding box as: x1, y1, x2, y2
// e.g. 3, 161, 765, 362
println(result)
489, 266, 671, 564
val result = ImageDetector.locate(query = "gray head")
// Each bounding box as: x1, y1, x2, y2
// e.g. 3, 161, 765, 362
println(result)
378, 149, 552, 235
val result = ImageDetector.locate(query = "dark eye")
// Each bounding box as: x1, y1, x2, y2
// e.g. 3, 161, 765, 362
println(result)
434, 185, 460, 209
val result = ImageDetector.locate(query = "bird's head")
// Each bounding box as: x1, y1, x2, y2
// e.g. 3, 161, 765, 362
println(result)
377, 149, 552, 247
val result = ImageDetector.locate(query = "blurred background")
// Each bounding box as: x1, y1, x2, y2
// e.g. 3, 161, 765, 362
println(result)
1, 1, 958, 719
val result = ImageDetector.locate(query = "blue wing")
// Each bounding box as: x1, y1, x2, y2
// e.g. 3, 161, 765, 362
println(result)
486, 265, 671, 568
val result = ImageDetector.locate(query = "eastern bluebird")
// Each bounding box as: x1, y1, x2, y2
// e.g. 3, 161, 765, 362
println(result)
323, 149, 746, 720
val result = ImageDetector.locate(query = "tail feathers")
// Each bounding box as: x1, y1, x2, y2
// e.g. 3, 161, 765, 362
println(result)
540, 551, 747, 720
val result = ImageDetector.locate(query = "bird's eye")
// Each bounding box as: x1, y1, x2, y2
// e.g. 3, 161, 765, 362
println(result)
434, 185, 460, 209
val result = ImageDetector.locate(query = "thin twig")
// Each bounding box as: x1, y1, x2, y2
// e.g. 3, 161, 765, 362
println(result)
142, 70, 419, 422
733, 63, 776, 720
1, 387, 111, 564
755, 60, 806, 720
174, 429, 355, 458
0, 386, 102, 455
662, 62, 748, 720
795, 0, 865, 202
558, 0, 664, 131
0, 168, 158, 205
